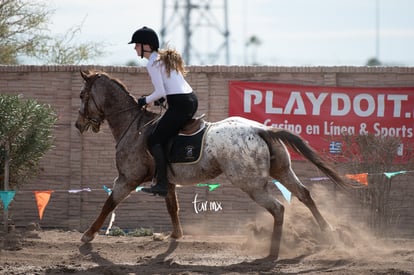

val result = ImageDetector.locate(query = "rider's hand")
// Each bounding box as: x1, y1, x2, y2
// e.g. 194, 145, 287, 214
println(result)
154, 97, 165, 106
138, 96, 147, 108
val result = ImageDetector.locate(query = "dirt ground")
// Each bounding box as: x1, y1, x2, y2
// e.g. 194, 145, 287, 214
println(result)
1, 204, 413, 275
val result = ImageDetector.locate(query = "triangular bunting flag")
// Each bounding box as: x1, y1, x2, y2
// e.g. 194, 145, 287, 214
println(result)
0, 191, 16, 210
273, 180, 291, 203
68, 188, 92, 193
103, 185, 112, 194
310, 177, 330, 181
384, 171, 406, 179
34, 190, 53, 220
345, 173, 368, 186
196, 183, 221, 192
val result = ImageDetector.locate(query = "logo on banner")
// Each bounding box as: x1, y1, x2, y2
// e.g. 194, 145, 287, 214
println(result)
329, 141, 342, 154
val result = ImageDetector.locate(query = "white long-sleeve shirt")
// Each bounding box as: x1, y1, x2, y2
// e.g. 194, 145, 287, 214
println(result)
145, 51, 193, 104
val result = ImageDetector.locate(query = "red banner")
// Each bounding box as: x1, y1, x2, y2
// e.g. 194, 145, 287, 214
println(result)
229, 81, 414, 158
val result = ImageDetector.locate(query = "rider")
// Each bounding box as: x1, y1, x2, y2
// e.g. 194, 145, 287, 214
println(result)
129, 26, 198, 197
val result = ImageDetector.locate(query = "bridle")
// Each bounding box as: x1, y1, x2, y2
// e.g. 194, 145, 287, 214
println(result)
79, 74, 104, 132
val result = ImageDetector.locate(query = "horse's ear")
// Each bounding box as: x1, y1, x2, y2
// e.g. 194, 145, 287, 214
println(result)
80, 70, 89, 81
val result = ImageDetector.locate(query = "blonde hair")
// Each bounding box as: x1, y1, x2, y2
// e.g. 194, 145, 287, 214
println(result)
157, 48, 188, 77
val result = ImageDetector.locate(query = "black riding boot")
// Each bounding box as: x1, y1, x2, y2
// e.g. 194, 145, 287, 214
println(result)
142, 144, 169, 197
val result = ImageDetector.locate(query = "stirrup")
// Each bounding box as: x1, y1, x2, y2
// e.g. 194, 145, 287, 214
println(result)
141, 185, 168, 198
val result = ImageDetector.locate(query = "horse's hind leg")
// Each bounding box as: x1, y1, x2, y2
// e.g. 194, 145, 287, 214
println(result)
244, 183, 285, 259
277, 168, 331, 231
165, 184, 183, 239
81, 178, 135, 243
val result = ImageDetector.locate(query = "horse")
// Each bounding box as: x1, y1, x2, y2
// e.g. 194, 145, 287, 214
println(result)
75, 70, 353, 259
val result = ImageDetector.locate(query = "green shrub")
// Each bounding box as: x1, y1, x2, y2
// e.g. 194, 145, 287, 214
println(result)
108, 226, 125, 236
127, 227, 154, 237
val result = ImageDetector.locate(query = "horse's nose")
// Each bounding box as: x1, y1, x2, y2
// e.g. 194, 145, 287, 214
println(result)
75, 121, 81, 131
75, 119, 84, 133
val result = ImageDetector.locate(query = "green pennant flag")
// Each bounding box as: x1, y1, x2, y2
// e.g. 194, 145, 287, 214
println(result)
196, 183, 221, 192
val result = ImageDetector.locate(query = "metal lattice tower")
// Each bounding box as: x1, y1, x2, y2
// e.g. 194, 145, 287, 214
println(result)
160, 0, 229, 65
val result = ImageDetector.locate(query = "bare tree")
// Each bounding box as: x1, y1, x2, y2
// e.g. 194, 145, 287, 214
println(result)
332, 134, 413, 236
0, 0, 50, 64
38, 23, 105, 65
0, 0, 105, 64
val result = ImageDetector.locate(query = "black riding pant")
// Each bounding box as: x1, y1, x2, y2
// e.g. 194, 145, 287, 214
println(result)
149, 92, 198, 147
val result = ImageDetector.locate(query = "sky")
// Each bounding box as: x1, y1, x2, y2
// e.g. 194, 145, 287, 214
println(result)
44, 0, 414, 66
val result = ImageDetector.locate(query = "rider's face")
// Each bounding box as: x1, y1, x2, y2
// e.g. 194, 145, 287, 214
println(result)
134, 43, 152, 58
134, 43, 142, 56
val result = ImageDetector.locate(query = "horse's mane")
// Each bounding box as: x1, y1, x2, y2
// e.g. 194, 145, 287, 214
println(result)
87, 70, 134, 99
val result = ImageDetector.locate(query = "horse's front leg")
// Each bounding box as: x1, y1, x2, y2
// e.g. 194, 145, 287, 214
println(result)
165, 184, 183, 239
81, 179, 134, 243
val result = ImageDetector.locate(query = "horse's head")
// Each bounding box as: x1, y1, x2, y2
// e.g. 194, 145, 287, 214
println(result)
75, 70, 105, 133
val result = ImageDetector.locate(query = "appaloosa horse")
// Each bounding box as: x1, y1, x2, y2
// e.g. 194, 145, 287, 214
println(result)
75, 70, 352, 259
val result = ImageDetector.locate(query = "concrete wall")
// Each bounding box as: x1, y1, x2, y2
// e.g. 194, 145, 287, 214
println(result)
1, 65, 413, 237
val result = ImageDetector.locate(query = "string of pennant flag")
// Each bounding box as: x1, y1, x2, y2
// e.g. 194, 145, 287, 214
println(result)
0, 169, 411, 220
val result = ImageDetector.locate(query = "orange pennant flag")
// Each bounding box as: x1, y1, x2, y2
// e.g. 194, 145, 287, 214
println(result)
34, 190, 54, 220
345, 173, 368, 186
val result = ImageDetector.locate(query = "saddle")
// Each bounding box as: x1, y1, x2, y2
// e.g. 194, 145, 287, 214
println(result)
167, 114, 208, 164
178, 114, 206, 135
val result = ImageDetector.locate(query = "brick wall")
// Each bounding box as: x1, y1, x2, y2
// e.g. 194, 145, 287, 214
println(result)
1, 65, 413, 237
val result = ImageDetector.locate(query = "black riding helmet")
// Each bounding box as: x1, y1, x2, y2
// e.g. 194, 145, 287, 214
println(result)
129, 26, 159, 58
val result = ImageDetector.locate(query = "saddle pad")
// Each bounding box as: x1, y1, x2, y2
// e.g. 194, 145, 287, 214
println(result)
167, 125, 208, 164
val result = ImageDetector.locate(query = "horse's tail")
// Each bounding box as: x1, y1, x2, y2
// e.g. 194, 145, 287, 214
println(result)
259, 128, 360, 191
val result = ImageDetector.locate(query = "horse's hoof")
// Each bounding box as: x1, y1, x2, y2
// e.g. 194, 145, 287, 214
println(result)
322, 222, 335, 232
266, 253, 279, 261
170, 231, 183, 239
81, 231, 96, 243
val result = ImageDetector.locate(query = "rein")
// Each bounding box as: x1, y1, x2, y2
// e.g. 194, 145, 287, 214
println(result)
115, 111, 140, 148
116, 109, 162, 148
